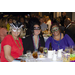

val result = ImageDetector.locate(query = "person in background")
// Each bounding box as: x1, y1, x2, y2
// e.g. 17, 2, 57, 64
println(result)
46, 16, 52, 31
23, 17, 45, 54
31, 14, 35, 18
60, 12, 68, 26
36, 15, 40, 20
49, 12, 53, 22
39, 17, 47, 31
0, 17, 8, 42
0, 27, 8, 42
19, 17, 26, 28
6, 17, 13, 31
43, 15, 46, 23
19, 17, 29, 37
1, 22, 24, 62
64, 18, 75, 43
13, 16, 17, 23
45, 23, 74, 51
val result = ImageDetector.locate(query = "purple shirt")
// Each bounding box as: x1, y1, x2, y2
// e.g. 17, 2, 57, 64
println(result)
45, 34, 74, 50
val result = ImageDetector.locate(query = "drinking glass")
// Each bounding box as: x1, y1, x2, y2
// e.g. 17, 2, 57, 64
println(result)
32, 51, 38, 59
43, 47, 48, 58
69, 46, 75, 62
72, 46, 75, 54
43, 47, 48, 54
26, 50, 31, 58
63, 47, 72, 62
39, 47, 44, 53
65, 47, 71, 53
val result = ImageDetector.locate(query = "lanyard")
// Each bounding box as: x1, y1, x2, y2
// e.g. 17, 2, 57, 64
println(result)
33, 36, 39, 51
53, 33, 61, 50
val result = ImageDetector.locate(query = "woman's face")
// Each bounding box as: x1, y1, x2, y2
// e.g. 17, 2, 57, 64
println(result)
34, 25, 41, 36
12, 28, 21, 37
20, 18, 24, 23
9, 19, 13, 23
51, 25, 60, 36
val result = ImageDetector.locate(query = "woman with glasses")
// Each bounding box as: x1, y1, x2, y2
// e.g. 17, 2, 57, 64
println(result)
1, 22, 24, 62
23, 17, 45, 54
45, 23, 74, 51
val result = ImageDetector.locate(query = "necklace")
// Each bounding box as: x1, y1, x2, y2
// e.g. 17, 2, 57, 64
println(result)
12, 35, 22, 50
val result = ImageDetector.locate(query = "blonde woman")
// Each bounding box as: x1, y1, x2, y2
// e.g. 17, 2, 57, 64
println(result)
1, 22, 24, 62
46, 16, 52, 31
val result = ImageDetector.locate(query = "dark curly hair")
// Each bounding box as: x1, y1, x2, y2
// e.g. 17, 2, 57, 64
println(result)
28, 17, 41, 31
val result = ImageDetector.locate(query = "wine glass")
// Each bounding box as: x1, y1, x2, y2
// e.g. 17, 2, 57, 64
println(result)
43, 47, 48, 58
43, 47, 48, 54
26, 50, 31, 58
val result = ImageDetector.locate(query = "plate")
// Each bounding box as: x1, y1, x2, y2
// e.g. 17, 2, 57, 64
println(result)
37, 58, 46, 60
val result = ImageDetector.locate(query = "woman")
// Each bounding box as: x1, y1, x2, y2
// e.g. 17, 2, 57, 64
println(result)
46, 16, 51, 31
1, 22, 24, 62
23, 17, 45, 54
0, 27, 8, 42
6, 17, 13, 31
45, 23, 74, 51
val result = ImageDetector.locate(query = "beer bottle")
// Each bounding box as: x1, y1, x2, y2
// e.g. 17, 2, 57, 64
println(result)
49, 43, 52, 50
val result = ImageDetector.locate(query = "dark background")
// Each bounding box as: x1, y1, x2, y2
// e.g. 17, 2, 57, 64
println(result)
1, 12, 30, 16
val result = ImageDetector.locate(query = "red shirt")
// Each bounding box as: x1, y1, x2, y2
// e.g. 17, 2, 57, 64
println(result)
1, 35, 24, 62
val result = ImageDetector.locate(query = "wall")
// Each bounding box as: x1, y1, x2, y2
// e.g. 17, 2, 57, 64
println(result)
30, 12, 39, 16
66, 12, 72, 20
72, 12, 75, 21
31, 12, 50, 17
30, 12, 72, 20
42, 12, 50, 16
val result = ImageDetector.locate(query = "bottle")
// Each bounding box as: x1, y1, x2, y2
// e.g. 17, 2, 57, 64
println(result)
49, 43, 52, 50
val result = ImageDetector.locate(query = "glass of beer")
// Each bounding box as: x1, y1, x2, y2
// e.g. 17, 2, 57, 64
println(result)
39, 47, 44, 53
32, 51, 38, 59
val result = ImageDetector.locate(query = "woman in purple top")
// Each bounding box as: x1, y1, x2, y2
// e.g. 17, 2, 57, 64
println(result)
45, 23, 74, 51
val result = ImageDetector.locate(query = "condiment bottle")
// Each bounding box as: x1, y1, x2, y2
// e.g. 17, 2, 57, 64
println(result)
49, 43, 52, 50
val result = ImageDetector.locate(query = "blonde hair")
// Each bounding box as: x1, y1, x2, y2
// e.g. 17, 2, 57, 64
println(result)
8, 27, 24, 38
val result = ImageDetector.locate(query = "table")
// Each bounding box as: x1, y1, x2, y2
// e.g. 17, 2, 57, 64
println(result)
25, 58, 63, 62
16, 52, 63, 62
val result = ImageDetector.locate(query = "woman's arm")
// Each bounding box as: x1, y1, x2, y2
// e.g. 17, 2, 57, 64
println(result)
4, 45, 14, 62
65, 34, 74, 46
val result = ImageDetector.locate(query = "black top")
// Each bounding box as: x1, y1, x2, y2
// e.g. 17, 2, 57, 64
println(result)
60, 15, 68, 26
65, 24, 75, 43
22, 35, 45, 54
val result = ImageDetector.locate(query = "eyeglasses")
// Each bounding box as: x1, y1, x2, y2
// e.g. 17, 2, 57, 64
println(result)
51, 27, 59, 33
